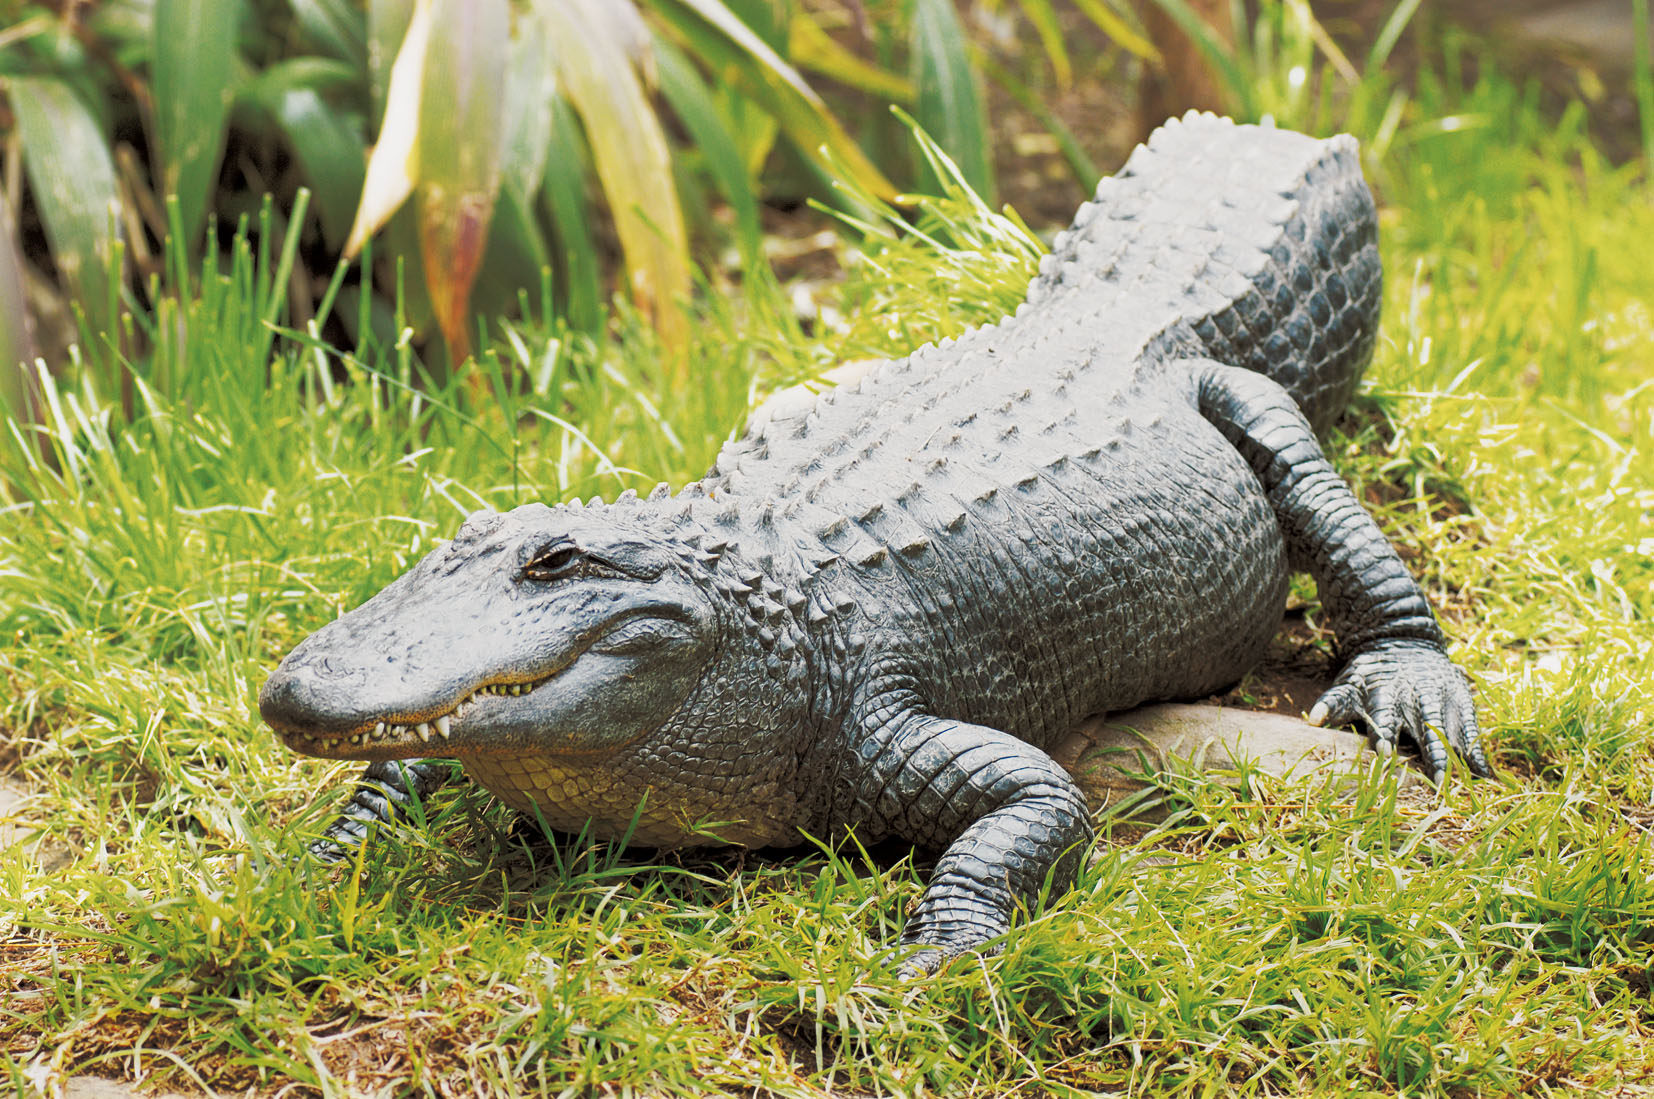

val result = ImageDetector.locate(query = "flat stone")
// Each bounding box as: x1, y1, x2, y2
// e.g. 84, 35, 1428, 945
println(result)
1052, 702, 1419, 818
0, 776, 73, 872
64, 1078, 193, 1099
0, 776, 35, 849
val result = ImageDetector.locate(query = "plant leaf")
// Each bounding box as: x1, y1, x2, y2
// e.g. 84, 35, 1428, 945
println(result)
1070, 0, 1161, 63
368, 0, 417, 113
500, 6, 556, 204
1010, 0, 1072, 87
654, 32, 761, 261
541, 96, 603, 336
0, 198, 41, 432
288, 0, 368, 65
910, 0, 994, 202
270, 88, 368, 250
153, 0, 243, 245
651, 0, 897, 201
787, 12, 914, 103
238, 59, 368, 248
347, 0, 432, 259
7, 75, 122, 340
416, 0, 509, 364
535, 0, 691, 363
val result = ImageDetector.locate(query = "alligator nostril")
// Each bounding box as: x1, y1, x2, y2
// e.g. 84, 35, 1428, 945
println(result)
313, 656, 361, 682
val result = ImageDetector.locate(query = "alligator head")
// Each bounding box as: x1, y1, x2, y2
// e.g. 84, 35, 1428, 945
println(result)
258, 502, 719, 761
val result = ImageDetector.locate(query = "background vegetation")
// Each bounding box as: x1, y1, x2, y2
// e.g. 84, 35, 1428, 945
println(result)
2, 1, 1653, 1095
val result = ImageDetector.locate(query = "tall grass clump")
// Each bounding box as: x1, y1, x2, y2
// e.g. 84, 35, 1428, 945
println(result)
3, 46, 1653, 1099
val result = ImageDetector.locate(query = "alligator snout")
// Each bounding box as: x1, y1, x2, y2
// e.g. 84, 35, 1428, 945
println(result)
259, 650, 374, 735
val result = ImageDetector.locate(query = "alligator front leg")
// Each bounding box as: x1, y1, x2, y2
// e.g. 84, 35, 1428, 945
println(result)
309, 758, 454, 862
846, 712, 1093, 977
1194, 360, 1494, 781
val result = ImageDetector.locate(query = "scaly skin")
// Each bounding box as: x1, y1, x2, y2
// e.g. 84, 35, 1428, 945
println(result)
260, 114, 1492, 975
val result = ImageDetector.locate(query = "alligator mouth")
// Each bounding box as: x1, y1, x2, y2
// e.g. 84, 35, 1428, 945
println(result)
279, 671, 559, 753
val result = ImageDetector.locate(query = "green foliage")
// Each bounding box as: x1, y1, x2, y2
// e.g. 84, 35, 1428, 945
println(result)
0, 0, 903, 413
910, 0, 995, 203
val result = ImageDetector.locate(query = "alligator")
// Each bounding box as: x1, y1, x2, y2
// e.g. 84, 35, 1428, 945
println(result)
260, 113, 1492, 976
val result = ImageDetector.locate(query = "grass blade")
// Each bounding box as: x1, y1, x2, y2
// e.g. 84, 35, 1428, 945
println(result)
152, 0, 242, 246
1368, 0, 1423, 71
416, 0, 509, 364
910, 0, 994, 202
7, 75, 122, 346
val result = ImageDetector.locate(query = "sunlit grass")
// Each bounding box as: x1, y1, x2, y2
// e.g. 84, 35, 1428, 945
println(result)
2, 60, 1652, 1097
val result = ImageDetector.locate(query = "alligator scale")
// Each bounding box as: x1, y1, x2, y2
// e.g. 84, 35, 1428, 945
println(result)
261, 114, 1491, 974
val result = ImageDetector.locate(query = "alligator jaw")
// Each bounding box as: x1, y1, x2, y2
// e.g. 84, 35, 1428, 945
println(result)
276, 674, 557, 758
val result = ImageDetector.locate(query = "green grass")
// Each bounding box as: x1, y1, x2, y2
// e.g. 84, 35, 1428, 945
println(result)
3, 61, 1653, 1097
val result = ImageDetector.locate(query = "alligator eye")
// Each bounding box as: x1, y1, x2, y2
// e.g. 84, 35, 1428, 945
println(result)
523, 542, 582, 581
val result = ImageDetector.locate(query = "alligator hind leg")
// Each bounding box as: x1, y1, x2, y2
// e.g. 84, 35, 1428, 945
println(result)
1193, 360, 1493, 781
845, 712, 1093, 977
309, 758, 455, 862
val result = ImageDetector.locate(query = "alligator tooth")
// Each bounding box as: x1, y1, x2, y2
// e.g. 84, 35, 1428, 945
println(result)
417, 723, 432, 742
436, 715, 452, 739
374, 722, 386, 738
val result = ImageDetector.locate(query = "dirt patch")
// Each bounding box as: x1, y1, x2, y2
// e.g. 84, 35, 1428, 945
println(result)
1214, 613, 1337, 719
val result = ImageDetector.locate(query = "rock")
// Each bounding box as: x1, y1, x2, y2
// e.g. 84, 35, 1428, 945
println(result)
1051, 703, 1420, 819
0, 776, 36, 849
1, 776, 73, 872
64, 1077, 192, 1099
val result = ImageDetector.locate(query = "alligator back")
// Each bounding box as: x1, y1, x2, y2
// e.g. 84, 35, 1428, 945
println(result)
712, 114, 1381, 494
695, 114, 1384, 751
1026, 112, 1382, 433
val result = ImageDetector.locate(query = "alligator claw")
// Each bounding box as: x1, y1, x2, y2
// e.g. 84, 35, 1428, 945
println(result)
1310, 640, 1492, 783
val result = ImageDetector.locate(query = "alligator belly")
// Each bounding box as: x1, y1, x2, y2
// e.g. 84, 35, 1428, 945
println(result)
460, 752, 798, 849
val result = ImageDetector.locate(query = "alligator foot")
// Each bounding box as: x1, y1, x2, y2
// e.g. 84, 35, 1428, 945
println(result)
848, 713, 1093, 978
308, 758, 455, 863
1195, 360, 1494, 785
1309, 639, 1492, 783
